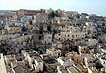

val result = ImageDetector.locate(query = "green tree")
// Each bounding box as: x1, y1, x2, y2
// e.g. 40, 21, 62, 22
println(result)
48, 10, 60, 19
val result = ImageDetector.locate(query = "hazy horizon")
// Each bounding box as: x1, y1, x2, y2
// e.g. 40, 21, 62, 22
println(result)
0, 0, 106, 16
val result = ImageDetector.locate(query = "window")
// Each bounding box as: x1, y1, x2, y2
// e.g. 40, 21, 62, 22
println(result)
62, 26, 64, 28
72, 35, 74, 38
39, 36, 42, 40
83, 34, 85, 37
58, 33, 61, 36
65, 35, 66, 37
48, 37, 51, 39
77, 58, 78, 62
47, 26, 51, 31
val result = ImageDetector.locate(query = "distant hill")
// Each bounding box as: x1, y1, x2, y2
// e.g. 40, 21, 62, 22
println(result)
0, 10, 16, 12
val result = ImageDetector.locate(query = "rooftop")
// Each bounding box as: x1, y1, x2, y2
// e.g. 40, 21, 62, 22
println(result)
14, 65, 25, 73
33, 56, 42, 62
68, 66, 81, 73
58, 66, 69, 73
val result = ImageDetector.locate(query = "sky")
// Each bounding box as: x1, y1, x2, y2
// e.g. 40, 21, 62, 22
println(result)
0, 0, 106, 16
